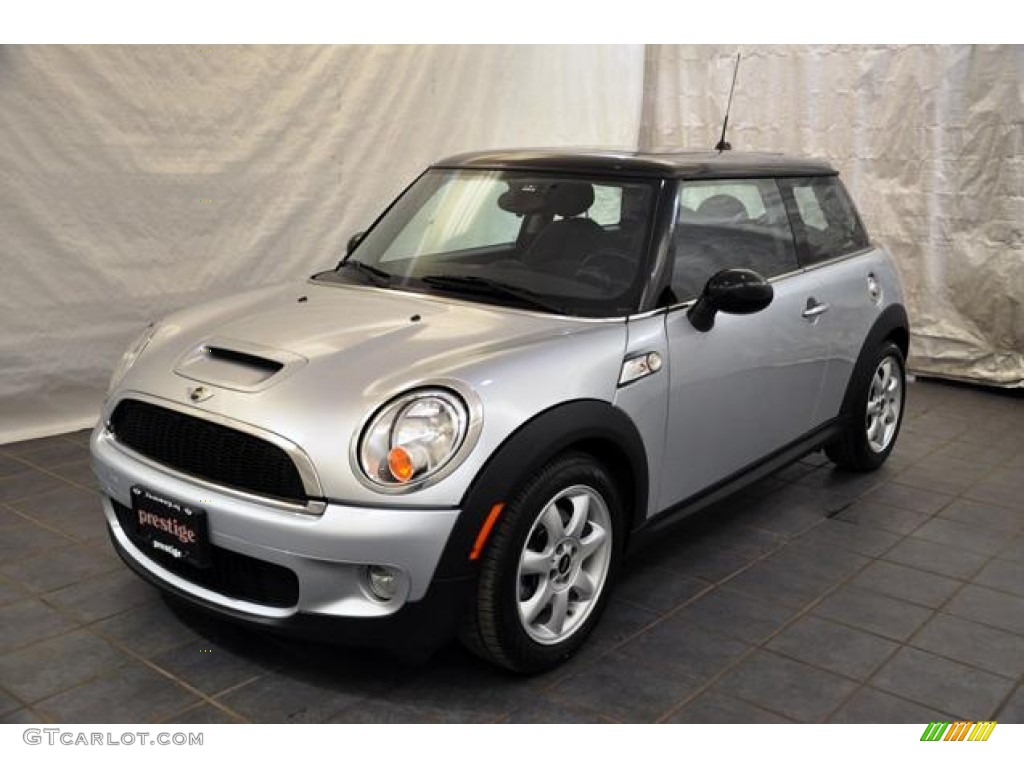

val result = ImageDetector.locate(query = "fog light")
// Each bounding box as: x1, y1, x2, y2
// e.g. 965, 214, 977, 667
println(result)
366, 565, 399, 601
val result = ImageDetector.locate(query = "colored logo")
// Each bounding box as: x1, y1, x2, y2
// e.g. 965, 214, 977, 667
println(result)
920, 721, 997, 742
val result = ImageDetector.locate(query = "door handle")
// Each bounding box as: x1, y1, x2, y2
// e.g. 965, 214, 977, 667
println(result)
802, 299, 831, 319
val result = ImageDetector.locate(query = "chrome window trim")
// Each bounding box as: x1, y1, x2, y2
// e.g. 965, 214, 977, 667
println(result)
104, 390, 327, 516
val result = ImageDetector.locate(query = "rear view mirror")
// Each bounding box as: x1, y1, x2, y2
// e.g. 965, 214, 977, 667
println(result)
688, 268, 773, 332
347, 231, 366, 256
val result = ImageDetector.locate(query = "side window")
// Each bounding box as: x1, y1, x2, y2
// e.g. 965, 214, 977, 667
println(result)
670, 178, 798, 302
779, 177, 870, 265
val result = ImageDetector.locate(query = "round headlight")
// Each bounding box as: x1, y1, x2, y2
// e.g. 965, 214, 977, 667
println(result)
108, 322, 158, 394
358, 389, 469, 488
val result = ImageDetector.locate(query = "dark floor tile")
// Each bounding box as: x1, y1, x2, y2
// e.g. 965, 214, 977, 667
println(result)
944, 585, 1024, 635
615, 565, 709, 615
502, 695, 616, 724
836, 500, 929, 535
0, 686, 21, 715
828, 686, 954, 724
666, 689, 794, 723
724, 559, 832, 610
0, 599, 76, 653
715, 650, 858, 722
0, 456, 29, 479
663, 543, 757, 583
1000, 535, 1024, 564
691, 523, 786, 559
0, 544, 120, 593
0, 470, 61, 504
218, 671, 386, 724
813, 586, 933, 641
932, 439, 1015, 467
883, 537, 990, 579
672, 587, 798, 644
47, 461, 100, 491
8, 485, 107, 542
329, 698, 463, 724
964, 479, 1024, 511
795, 518, 902, 558
0, 629, 126, 702
0, 575, 29, 607
972, 558, 1024, 598
766, 615, 898, 680
2, 436, 78, 457
861, 482, 954, 515
997, 686, 1024, 722
851, 560, 961, 608
618, 621, 749, 681
0, 707, 44, 723
872, 648, 1014, 719
579, 597, 658, 655
939, 499, 1024, 534
911, 613, 1024, 678
0, 520, 75, 564
550, 650, 701, 723
36, 662, 199, 723
150, 639, 268, 696
897, 466, 983, 495
9, 441, 87, 469
746, 503, 828, 537
162, 703, 246, 724
94, 601, 202, 656
911, 517, 1008, 556
46, 568, 158, 624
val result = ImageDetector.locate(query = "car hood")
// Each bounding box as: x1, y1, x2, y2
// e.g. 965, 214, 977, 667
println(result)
111, 280, 629, 505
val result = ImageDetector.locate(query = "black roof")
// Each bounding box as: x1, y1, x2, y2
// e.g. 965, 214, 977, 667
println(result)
434, 148, 837, 180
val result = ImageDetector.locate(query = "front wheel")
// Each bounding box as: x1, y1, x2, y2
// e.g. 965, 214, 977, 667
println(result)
459, 453, 623, 673
826, 341, 906, 471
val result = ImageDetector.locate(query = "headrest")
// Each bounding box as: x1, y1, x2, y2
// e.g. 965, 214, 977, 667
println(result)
697, 194, 749, 222
497, 180, 595, 218
546, 182, 594, 217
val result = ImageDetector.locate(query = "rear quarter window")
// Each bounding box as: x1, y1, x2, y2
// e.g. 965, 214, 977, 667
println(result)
779, 177, 870, 265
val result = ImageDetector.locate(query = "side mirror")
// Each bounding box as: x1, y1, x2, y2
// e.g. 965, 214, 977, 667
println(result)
688, 268, 773, 332
346, 231, 366, 257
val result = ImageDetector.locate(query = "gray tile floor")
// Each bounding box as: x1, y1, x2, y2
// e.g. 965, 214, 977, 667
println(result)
0, 379, 1021, 724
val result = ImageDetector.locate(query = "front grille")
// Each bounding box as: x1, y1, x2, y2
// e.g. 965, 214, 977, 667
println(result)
109, 398, 307, 503
112, 499, 299, 608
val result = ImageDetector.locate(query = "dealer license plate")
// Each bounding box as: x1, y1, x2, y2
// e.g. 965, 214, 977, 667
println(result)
129, 486, 211, 569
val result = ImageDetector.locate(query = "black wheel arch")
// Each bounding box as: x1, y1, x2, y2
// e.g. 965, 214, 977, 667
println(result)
434, 399, 649, 579
839, 303, 909, 419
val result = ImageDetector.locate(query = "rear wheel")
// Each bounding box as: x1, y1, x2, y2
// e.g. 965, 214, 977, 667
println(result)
460, 453, 622, 673
826, 341, 906, 471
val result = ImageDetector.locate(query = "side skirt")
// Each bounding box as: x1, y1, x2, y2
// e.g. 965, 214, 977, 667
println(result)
629, 419, 842, 550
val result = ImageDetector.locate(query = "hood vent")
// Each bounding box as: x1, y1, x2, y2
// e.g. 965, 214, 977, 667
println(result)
174, 338, 306, 392
205, 346, 284, 377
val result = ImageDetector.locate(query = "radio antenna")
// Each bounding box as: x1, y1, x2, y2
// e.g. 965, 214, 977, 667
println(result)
715, 53, 741, 152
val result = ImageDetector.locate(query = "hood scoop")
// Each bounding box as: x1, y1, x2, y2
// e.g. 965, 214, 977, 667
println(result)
173, 337, 306, 392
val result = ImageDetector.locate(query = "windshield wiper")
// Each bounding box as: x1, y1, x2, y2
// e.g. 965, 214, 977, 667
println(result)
420, 274, 566, 314
340, 259, 392, 286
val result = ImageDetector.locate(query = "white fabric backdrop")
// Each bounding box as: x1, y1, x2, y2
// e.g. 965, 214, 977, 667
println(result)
0, 45, 644, 443
640, 44, 1023, 388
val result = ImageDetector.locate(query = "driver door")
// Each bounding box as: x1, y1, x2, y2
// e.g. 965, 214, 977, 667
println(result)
657, 178, 831, 510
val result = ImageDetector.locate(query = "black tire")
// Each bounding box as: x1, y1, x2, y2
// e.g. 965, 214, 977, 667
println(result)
826, 340, 906, 471
459, 452, 624, 674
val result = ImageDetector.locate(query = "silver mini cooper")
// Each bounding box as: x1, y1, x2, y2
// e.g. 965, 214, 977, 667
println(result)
92, 149, 909, 672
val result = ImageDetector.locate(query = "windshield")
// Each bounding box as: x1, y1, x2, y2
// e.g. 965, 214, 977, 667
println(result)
315, 169, 658, 317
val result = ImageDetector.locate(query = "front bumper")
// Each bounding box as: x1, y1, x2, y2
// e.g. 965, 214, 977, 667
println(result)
91, 426, 472, 650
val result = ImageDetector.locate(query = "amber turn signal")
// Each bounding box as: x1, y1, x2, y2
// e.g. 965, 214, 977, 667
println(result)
387, 446, 416, 482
